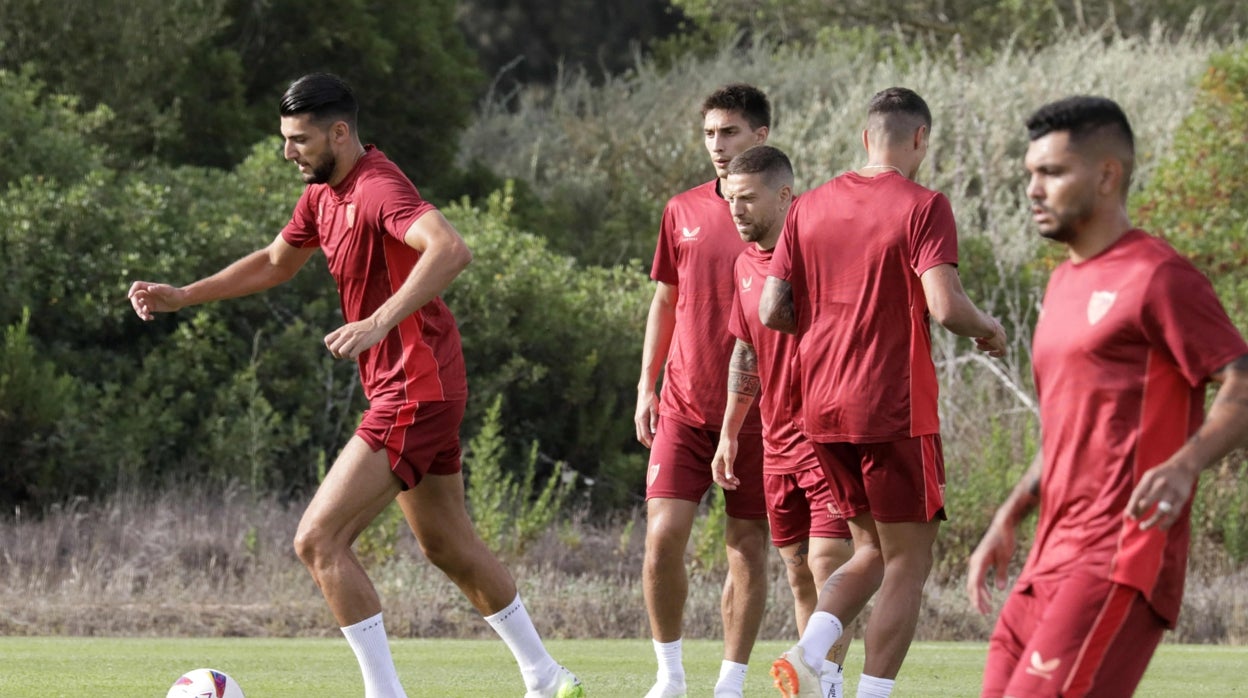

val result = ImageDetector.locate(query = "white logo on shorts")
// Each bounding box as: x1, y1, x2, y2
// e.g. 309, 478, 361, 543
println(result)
1025, 651, 1061, 681
648, 463, 662, 488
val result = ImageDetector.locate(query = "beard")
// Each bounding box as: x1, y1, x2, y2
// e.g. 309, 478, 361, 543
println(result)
1035, 194, 1094, 244
301, 153, 337, 184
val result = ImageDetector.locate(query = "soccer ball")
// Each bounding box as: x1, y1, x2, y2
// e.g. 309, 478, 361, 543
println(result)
165, 668, 245, 698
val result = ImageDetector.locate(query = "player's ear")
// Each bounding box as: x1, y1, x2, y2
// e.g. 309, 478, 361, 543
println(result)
1098, 157, 1123, 197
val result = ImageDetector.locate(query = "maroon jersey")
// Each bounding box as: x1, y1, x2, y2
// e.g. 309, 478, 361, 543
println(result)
770, 171, 958, 443
281, 146, 467, 405
730, 244, 820, 474
651, 180, 762, 433
1023, 229, 1247, 626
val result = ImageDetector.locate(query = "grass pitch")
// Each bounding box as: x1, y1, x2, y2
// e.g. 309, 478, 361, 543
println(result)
0, 637, 1243, 696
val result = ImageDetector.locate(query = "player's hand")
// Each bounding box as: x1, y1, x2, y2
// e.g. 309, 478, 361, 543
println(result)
966, 518, 1016, 615
635, 390, 658, 448
1128, 457, 1198, 531
711, 436, 739, 490
975, 317, 1007, 358
127, 281, 187, 320
324, 318, 388, 360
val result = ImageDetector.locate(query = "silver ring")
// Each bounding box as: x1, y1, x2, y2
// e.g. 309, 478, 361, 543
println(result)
1157, 500, 1174, 514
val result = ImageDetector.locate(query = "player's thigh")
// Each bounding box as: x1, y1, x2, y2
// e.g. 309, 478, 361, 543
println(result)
999, 575, 1164, 698
795, 464, 851, 542
861, 435, 946, 524
645, 496, 700, 550
299, 435, 404, 543
765, 471, 813, 548
721, 430, 765, 518
981, 587, 1039, 698
357, 400, 465, 489
806, 536, 853, 585
646, 416, 716, 503
396, 471, 477, 550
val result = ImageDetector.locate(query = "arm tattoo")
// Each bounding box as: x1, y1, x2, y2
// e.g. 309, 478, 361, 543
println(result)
771, 282, 796, 327
728, 339, 761, 397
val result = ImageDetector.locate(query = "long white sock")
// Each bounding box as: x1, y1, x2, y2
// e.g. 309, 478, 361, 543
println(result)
654, 638, 686, 684
341, 612, 407, 698
796, 611, 844, 674
856, 674, 895, 698
713, 660, 748, 696
484, 594, 558, 691
821, 662, 844, 698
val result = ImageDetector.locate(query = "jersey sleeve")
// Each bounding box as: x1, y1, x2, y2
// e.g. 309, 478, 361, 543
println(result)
1141, 258, 1248, 387
770, 203, 798, 283
909, 191, 960, 276
372, 169, 437, 243
729, 260, 752, 343
280, 187, 322, 248
650, 202, 680, 285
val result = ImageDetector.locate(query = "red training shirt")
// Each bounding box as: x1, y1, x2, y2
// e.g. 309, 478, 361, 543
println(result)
651, 180, 762, 433
1022, 229, 1247, 627
770, 171, 959, 443
281, 146, 468, 405
730, 244, 821, 474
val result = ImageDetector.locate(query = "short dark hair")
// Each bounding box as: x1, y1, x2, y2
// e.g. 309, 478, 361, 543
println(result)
726, 145, 793, 190
701, 83, 771, 130
867, 87, 932, 136
280, 73, 359, 129
1026, 96, 1135, 193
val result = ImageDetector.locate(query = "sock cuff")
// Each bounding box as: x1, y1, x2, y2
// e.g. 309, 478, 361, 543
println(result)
341, 611, 386, 636
483, 593, 524, 625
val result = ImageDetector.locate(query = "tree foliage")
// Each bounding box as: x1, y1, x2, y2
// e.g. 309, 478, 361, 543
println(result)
668, 0, 1246, 53
0, 0, 482, 191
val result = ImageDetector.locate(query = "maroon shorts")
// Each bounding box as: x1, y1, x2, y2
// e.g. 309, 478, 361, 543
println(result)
356, 400, 465, 489
646, 415, 766, 519
982, 573, 1165, 698
764, 465, 852, 547
810, 435, 945, 523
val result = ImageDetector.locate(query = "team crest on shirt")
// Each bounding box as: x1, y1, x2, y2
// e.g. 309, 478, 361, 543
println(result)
681, 226, 702, 240
741, 275, 754, 292
1025, 651, 1061, 680
346, 203, 357, 228
1087, 290, 1118, 325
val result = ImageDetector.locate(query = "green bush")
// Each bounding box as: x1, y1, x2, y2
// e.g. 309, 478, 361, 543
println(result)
1134, 44, 1248, 564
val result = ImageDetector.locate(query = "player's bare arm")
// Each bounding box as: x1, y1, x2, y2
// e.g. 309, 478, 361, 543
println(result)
324, 210, 471, 360
635, 281, 678, 448
128, 235, 315, 320
967, 450, 1043, 614
919, 263, 1006, 357
712, 339, 760, 490
1130, 353, 1248, 531
759, 275, 796, 334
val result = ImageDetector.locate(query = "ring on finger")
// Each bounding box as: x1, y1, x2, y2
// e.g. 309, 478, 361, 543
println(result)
1157, 500, 1174, 514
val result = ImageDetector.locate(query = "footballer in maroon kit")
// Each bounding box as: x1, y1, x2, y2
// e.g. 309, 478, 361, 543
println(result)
128, 73, 583, 698
968, 96, 1248, 698
635, 84, 772, 698
761, 87, 1006, 698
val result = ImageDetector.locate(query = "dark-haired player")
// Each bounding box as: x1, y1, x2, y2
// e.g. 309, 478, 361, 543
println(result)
968, 95, 1248, 698
761, 87, 1006, 698
128, 73, 583, 698
712, 144, 854, 698
635, 83, 772, 698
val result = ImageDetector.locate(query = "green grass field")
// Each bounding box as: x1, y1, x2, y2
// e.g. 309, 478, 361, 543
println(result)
0, 637, 1243, 696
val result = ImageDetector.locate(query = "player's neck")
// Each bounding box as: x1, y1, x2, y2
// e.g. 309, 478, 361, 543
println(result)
1067, 212, 1133, 263
328, 144, 369, 188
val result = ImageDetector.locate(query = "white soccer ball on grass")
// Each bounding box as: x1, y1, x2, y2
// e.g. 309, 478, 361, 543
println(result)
165, 668, 245, 698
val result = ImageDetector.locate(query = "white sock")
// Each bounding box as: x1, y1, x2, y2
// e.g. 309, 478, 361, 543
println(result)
714, 660, 748, 696
653, 638, 686, 685
821, 662, 844, 698
856, 674, 895, 698
341, 612, 407, 698
796, 611, 843, 674
484, 594, 558, 691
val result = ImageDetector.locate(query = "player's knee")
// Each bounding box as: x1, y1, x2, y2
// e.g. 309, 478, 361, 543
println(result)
292, 524, 327, 568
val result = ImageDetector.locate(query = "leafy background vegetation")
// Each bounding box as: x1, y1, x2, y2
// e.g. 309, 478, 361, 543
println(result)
0, 0, 1246, 640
